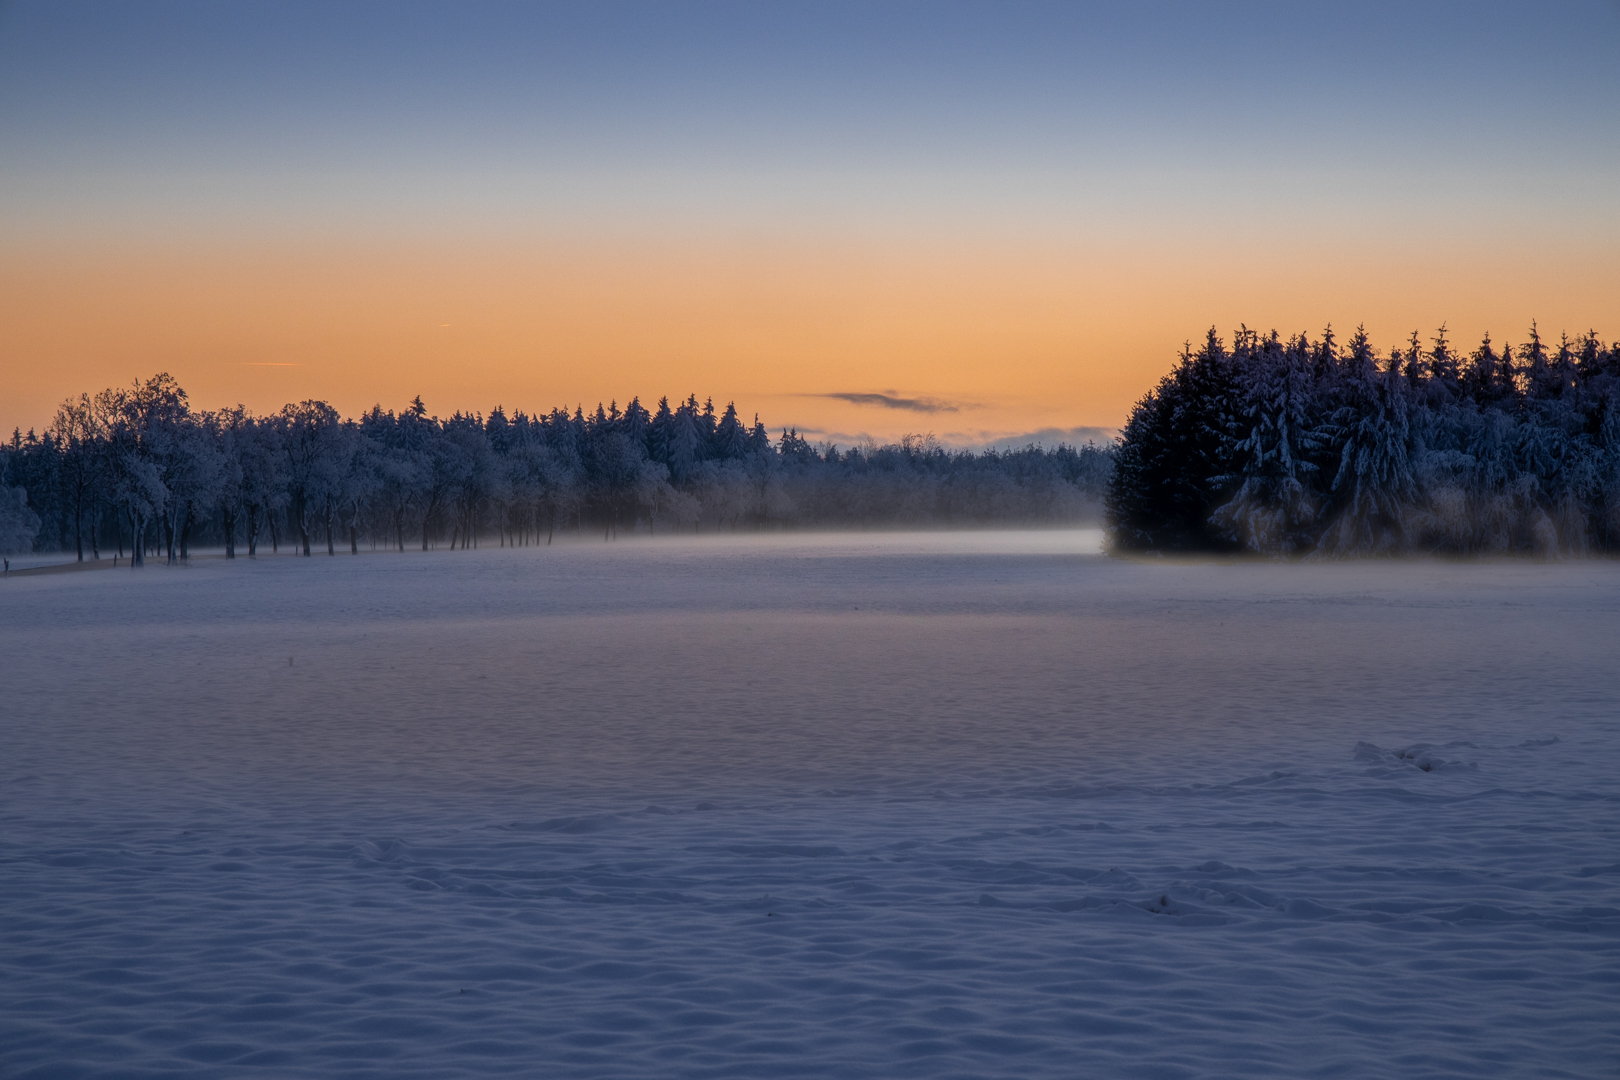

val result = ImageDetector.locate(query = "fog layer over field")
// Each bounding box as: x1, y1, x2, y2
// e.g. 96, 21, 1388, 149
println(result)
2, 533, 1617, 1078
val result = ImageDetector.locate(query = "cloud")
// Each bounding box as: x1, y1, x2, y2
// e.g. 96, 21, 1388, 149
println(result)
817, 392, 967, 414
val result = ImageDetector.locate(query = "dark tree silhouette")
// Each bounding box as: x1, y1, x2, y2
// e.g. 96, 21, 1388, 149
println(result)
1108, 324, 1620, 557
5, 378, 1113, 561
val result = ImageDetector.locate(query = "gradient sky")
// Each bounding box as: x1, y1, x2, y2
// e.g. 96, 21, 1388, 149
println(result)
3, 1, 1618, 444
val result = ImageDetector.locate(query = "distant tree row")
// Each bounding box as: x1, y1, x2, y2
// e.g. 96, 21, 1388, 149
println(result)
1109, 324, 1620, 557
0, 379, 1112, 563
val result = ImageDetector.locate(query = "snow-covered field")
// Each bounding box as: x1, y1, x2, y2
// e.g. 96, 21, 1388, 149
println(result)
2, 531, 1617, 1079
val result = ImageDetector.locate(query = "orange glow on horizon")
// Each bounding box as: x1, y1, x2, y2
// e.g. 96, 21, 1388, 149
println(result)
4, 233, 1617, 443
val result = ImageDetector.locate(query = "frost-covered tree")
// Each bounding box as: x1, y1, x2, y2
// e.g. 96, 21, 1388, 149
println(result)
277, 401, 346, 556
12, 374, 1116, 552
1108, 330, 1242, 552
96, 376, 183, 567
211, 408, 250, 558
1314, 327, 1420, 556
1110, 322, 1618, 558
238, 416, 284, 556
1210, 331, 1324, 554
50, 394, 104, 561
0, 444, 41, 566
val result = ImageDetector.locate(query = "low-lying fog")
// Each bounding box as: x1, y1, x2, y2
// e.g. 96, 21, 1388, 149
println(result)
3, 532, 1616, 1078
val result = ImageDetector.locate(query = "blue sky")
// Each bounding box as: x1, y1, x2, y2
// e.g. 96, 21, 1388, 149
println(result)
6, 1, 1615, 237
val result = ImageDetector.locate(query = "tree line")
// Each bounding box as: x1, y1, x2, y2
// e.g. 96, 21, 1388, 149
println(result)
1108, 324, 1620, 556
0, 377, 1112, 563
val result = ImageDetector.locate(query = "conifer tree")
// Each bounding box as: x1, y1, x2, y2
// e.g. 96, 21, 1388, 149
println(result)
1210, 332, 1323, 553
714, 403, 748, 460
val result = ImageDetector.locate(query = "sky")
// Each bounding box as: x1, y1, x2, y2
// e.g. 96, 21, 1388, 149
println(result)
2, 1, 1618, 445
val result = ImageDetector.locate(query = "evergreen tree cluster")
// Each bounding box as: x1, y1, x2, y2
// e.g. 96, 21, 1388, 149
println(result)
1, 379, 1112, 562
1109, 325, 1620, 557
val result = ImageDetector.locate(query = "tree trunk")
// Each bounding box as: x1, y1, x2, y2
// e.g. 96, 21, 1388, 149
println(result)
129, 508, 144, 567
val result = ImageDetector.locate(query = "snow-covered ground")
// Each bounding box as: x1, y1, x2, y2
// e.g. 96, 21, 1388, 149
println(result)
2, 532, 1616, 1078
2, 550, 92, 572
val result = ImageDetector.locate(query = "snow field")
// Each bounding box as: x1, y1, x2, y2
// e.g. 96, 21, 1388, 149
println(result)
1, 532, 1617, 1078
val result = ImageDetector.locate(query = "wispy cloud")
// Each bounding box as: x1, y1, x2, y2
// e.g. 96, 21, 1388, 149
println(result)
817, 392, 968, 414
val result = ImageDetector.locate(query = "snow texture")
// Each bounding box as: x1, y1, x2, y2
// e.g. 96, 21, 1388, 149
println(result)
2, 530, 1617, 1078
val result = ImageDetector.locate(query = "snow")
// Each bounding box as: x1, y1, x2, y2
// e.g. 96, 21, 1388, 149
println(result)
2, 532, 1617, 1078
2, 551, 88, 572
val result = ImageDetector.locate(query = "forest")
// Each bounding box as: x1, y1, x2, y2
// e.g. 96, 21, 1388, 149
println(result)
9, 321, 1612, 565
0, 380, 1112, 563
1108, 324, 1620, 557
